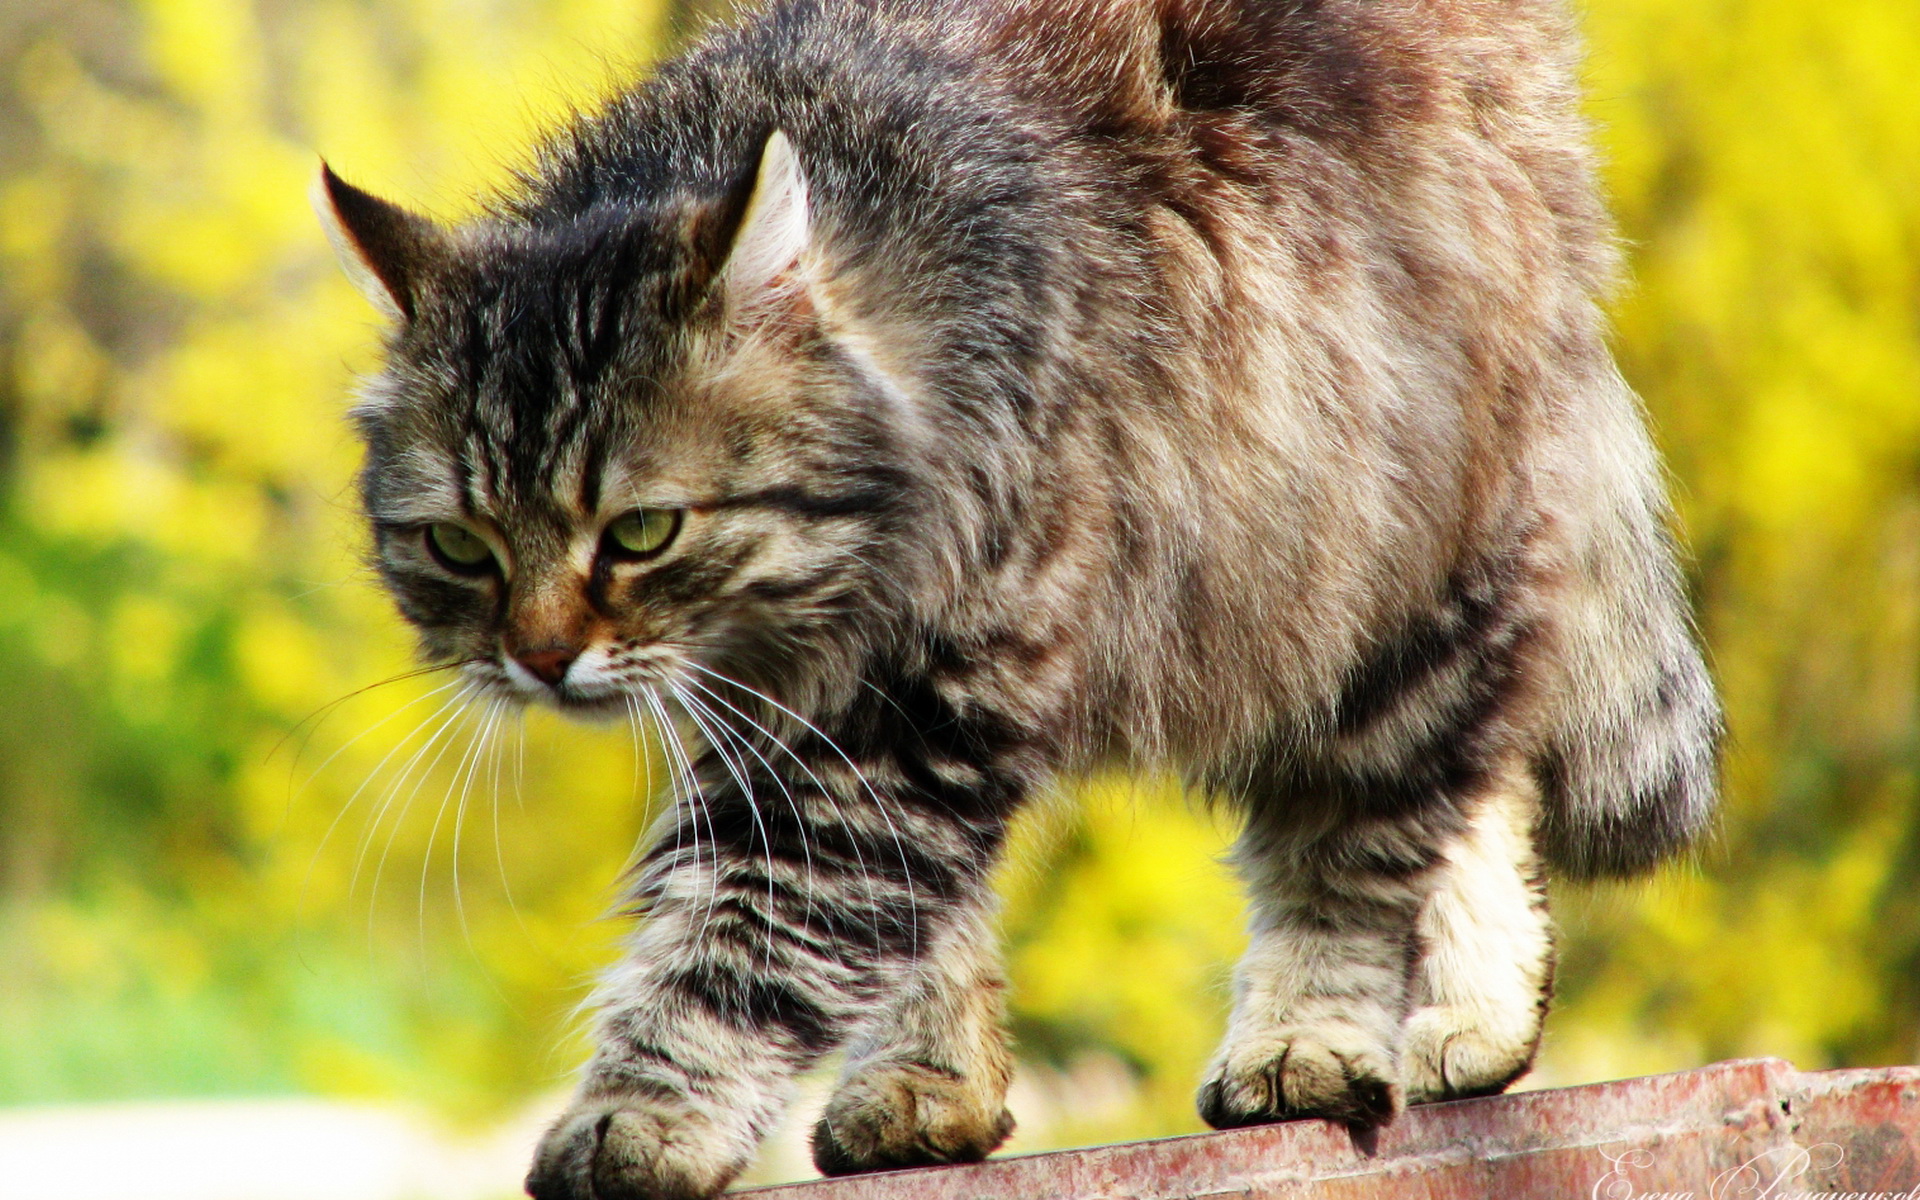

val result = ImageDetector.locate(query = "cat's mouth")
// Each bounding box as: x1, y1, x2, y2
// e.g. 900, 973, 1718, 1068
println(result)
481, 655, 649, 719
524, 680, 641, 719
549, 692, 634, 720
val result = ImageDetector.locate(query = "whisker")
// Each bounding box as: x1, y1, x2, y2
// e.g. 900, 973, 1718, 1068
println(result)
269, 658, 483, 766
647, 686, 715, 945
298, 681, 468, 927
362, 691, 475, 940
669, 688, 761, 836
285, 676, 468, 830
679, 674, 848, 951
670, 684, 782, 967
664, 689, 728, 948
678, 680, 824, 928
624, 693, 665, 869
486, 703, 533, 943
338, 685, 474, 908
438, 698, 505, 951
513, 704, 527, 810
628, 689, 718, 982
643, 687, 722, 948
681, 660, 921, 957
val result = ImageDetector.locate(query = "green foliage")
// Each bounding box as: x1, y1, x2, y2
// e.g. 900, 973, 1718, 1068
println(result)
0, 0, 1914, 1149
0, 0, 673, 1117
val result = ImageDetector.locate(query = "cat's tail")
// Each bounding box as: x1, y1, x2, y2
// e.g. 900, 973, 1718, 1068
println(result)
1529, 403, 1724, 879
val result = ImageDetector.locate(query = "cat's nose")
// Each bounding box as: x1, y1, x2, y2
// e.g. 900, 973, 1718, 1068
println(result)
513, 646, 578, 687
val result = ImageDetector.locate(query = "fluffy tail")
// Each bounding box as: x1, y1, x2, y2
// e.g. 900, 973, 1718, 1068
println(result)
1530, 402, 1724, 879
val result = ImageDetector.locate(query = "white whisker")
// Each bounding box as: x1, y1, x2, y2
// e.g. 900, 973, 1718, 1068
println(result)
642, 687, 722, 947
295, 677, 466, 817
670, 684, 783, 966
441, 698, 505, 950
363, 690, 475, 941
299, 681, 469, 928
488, 705, 533, 942
680, 674, 856, 951
345, 685, 475, 909
681, 660, 921, 956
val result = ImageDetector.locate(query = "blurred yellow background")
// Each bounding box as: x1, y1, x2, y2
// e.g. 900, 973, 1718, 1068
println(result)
0, 0, 1915, 1192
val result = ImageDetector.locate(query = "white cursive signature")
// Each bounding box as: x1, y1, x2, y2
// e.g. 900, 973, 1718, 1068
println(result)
1588, 1142, 1920, 1200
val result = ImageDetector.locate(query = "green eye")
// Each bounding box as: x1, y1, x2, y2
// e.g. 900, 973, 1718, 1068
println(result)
605, 508, 681, 559
426, 522, 493, 571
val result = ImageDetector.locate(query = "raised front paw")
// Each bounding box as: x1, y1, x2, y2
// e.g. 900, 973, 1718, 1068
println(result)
525, 1101, 743, 1200
1198, 1027, 1402, 1129
811, 1062, 1015, 1176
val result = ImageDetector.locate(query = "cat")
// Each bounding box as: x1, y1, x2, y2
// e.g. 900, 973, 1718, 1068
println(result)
313, 0, 1722, 1196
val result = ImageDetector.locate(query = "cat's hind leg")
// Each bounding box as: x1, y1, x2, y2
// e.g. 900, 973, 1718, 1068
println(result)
1401, 773, 1553, 1103
1198, 805, 1448, 1129
810, 895, 1016, 1175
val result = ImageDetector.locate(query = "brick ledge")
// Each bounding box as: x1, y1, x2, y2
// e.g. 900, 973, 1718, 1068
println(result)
742, 1058, 1920, 1197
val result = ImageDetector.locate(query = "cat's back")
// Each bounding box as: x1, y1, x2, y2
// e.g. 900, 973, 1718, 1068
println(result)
943, 0, 1664, 757
938, 0, 1628, 529
963, 0, 1613, 268
537, 0, 1612, 362
488, 0, 1713, 836
537, 0, 1635, 641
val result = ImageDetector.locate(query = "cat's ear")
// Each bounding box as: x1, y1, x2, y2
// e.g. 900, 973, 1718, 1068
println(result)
715, 130, 812, 315
310, 162, 447, 322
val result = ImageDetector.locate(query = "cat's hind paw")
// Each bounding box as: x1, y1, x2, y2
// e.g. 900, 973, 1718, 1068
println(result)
525, 1103, 741, 1200
1198, 1028, 1402, 1129
1400, 1004, 1539, 1104
811, 1062, 1015, 1176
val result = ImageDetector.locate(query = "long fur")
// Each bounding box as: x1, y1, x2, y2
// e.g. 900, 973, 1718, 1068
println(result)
317, 0, 1721, 1195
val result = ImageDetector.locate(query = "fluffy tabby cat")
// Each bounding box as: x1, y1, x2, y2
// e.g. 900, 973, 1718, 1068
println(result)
313, 0, 1721, 1195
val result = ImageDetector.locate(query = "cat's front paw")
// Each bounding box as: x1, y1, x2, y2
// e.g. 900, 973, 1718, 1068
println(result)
1198, 1027, 1402, 1129
525, 1102, 742, 1200
811, 1062, 1015, 1176
1401, 1005, 1539, 1104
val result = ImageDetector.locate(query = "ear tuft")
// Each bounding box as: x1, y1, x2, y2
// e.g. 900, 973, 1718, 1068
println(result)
310, 162, 446, 321
719, 130, 812, 310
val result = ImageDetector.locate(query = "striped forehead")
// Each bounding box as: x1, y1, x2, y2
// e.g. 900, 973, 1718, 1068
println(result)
437, 261, 668, 522
459, 395, 613, 523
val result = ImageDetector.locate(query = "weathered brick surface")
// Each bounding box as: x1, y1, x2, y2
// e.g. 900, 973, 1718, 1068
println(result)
743, 1059, 1920, 1199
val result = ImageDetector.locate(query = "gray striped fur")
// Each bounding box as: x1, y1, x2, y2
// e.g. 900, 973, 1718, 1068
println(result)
315, 0, 1721, 1194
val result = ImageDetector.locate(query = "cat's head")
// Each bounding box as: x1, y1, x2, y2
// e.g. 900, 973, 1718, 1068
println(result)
315, 133, 929, 716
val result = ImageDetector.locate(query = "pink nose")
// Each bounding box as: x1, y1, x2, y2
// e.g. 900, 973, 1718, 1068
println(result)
513, 646, 578, 686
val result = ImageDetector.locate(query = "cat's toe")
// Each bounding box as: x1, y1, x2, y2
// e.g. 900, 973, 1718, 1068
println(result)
811, 1062, 1015, 1176
526, 1104, 736, 1200
1198, 1028, 1401, 1129
1401, 1005, 1539, 1104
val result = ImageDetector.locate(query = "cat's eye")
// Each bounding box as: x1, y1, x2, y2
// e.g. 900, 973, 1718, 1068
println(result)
425, 522, 494, 573
604, 508, 681, 560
